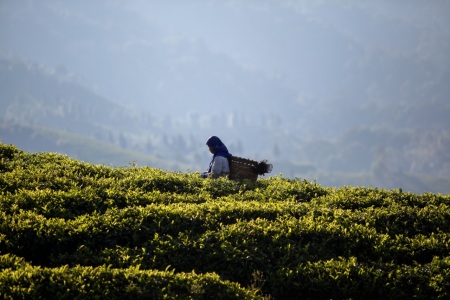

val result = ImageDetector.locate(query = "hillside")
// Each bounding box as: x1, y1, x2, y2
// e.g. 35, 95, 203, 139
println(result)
0, 122, 186, 171
0, 56, 155, 152
1, 143, 449, 299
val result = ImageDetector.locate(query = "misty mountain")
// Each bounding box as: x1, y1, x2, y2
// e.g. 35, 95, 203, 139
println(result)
1, 0, 449, 194
0, 0, 298, 118
0, 55, 157, 145
2, 0, 449, 133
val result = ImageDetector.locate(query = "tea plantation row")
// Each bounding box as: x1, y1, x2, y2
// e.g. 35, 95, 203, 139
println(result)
1, 143, 449, 299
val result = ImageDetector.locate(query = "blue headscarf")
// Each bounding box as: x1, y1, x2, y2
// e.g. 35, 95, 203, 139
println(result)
206, 136, 232, 172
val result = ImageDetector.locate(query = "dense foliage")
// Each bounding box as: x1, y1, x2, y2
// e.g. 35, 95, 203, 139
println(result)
1, 142, 449, 299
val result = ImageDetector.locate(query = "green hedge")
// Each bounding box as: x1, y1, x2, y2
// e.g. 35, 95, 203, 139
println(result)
0, 254, 259, 299
1, 142, 450, 299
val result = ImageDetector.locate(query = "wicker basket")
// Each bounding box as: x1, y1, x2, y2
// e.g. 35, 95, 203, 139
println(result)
228, 156, 259, 182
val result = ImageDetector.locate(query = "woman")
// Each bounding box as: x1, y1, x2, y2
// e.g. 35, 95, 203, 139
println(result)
202, 136, 232, 178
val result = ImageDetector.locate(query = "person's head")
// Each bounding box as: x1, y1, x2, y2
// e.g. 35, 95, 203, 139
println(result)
206, 136, 224, 154
206, 135, 232, 158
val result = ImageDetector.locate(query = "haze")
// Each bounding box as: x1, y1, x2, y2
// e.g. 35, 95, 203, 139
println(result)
1, 0, 449, 194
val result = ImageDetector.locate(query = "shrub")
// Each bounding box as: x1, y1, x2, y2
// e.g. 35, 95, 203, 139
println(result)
1, 142, 449, 299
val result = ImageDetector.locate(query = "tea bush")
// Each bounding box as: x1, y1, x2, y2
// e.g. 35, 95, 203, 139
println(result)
1, 142, 449, 299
